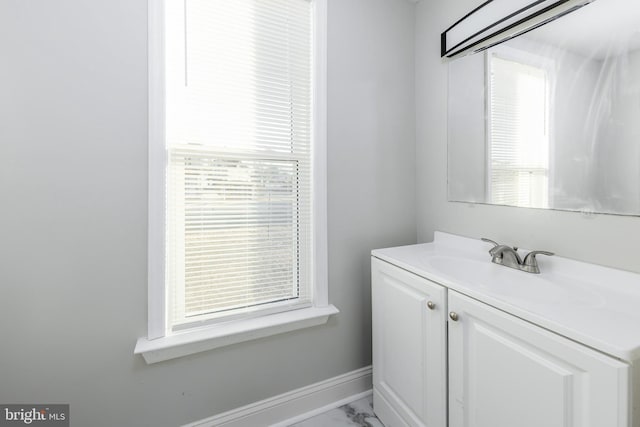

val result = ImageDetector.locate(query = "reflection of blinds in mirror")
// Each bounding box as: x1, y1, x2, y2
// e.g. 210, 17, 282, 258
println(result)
488, 54, 550, 208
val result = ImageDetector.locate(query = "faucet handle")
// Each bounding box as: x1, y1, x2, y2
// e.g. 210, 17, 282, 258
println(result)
481, 238, 504, 257
481, 238, 499, 248
522, 250, 554, 273
523, 250, 554, 262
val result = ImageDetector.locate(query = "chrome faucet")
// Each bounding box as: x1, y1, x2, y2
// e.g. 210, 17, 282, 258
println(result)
481, 238, 554, 274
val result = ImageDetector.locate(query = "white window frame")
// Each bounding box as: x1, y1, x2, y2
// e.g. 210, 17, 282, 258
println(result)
135, 0, 336, 364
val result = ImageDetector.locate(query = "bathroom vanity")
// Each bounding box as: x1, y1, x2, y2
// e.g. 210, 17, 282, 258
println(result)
371, 232, 640, 427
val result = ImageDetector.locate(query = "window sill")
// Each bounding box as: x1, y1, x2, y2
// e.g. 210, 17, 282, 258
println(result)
134, 305, 339, 364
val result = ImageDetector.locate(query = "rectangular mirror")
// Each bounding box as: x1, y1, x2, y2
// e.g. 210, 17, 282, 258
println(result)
448, 0, 640, 216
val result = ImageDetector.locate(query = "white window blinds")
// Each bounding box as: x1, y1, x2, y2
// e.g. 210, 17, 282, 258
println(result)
164, 0, 314, 329
488, 53, 550, 208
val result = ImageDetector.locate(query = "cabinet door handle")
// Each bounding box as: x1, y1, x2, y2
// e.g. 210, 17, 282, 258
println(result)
449, 312, 459, 321
427, 301, 436, 310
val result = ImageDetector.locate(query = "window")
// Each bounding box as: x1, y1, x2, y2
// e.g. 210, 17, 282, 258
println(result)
487, 48, 552, 208
137, 0, 335, 363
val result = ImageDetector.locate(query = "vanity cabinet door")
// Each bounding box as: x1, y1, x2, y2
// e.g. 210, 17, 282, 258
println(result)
372, 258, 447, 427
448, 290, 630, 427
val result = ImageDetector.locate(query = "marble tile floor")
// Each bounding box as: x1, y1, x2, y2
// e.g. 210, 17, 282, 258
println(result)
288, 394, 385, 427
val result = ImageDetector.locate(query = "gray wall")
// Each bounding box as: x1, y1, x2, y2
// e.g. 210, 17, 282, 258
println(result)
0, 0, 416, 426
416, 0, 640, 273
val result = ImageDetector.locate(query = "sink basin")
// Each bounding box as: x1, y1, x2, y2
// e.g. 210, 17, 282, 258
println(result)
426, 255, 605, 309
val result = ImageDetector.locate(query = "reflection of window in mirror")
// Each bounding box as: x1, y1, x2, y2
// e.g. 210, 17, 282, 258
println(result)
487, 47, 553, 209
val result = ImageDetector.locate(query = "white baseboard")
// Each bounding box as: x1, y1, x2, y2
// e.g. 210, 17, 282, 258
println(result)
182, 366, 373, 427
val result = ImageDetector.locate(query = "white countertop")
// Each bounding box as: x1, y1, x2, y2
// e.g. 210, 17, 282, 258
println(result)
372, 232, 640, 362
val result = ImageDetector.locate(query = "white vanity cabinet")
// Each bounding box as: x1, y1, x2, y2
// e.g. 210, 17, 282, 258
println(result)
371, 233, 640, 427
372, 258, 447, 427
448, 290, 629, 427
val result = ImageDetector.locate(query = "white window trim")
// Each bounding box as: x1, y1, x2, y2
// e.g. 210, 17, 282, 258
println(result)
135, 0, 335, 364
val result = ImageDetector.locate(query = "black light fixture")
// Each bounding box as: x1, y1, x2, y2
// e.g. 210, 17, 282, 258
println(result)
441, 0, 596, 59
